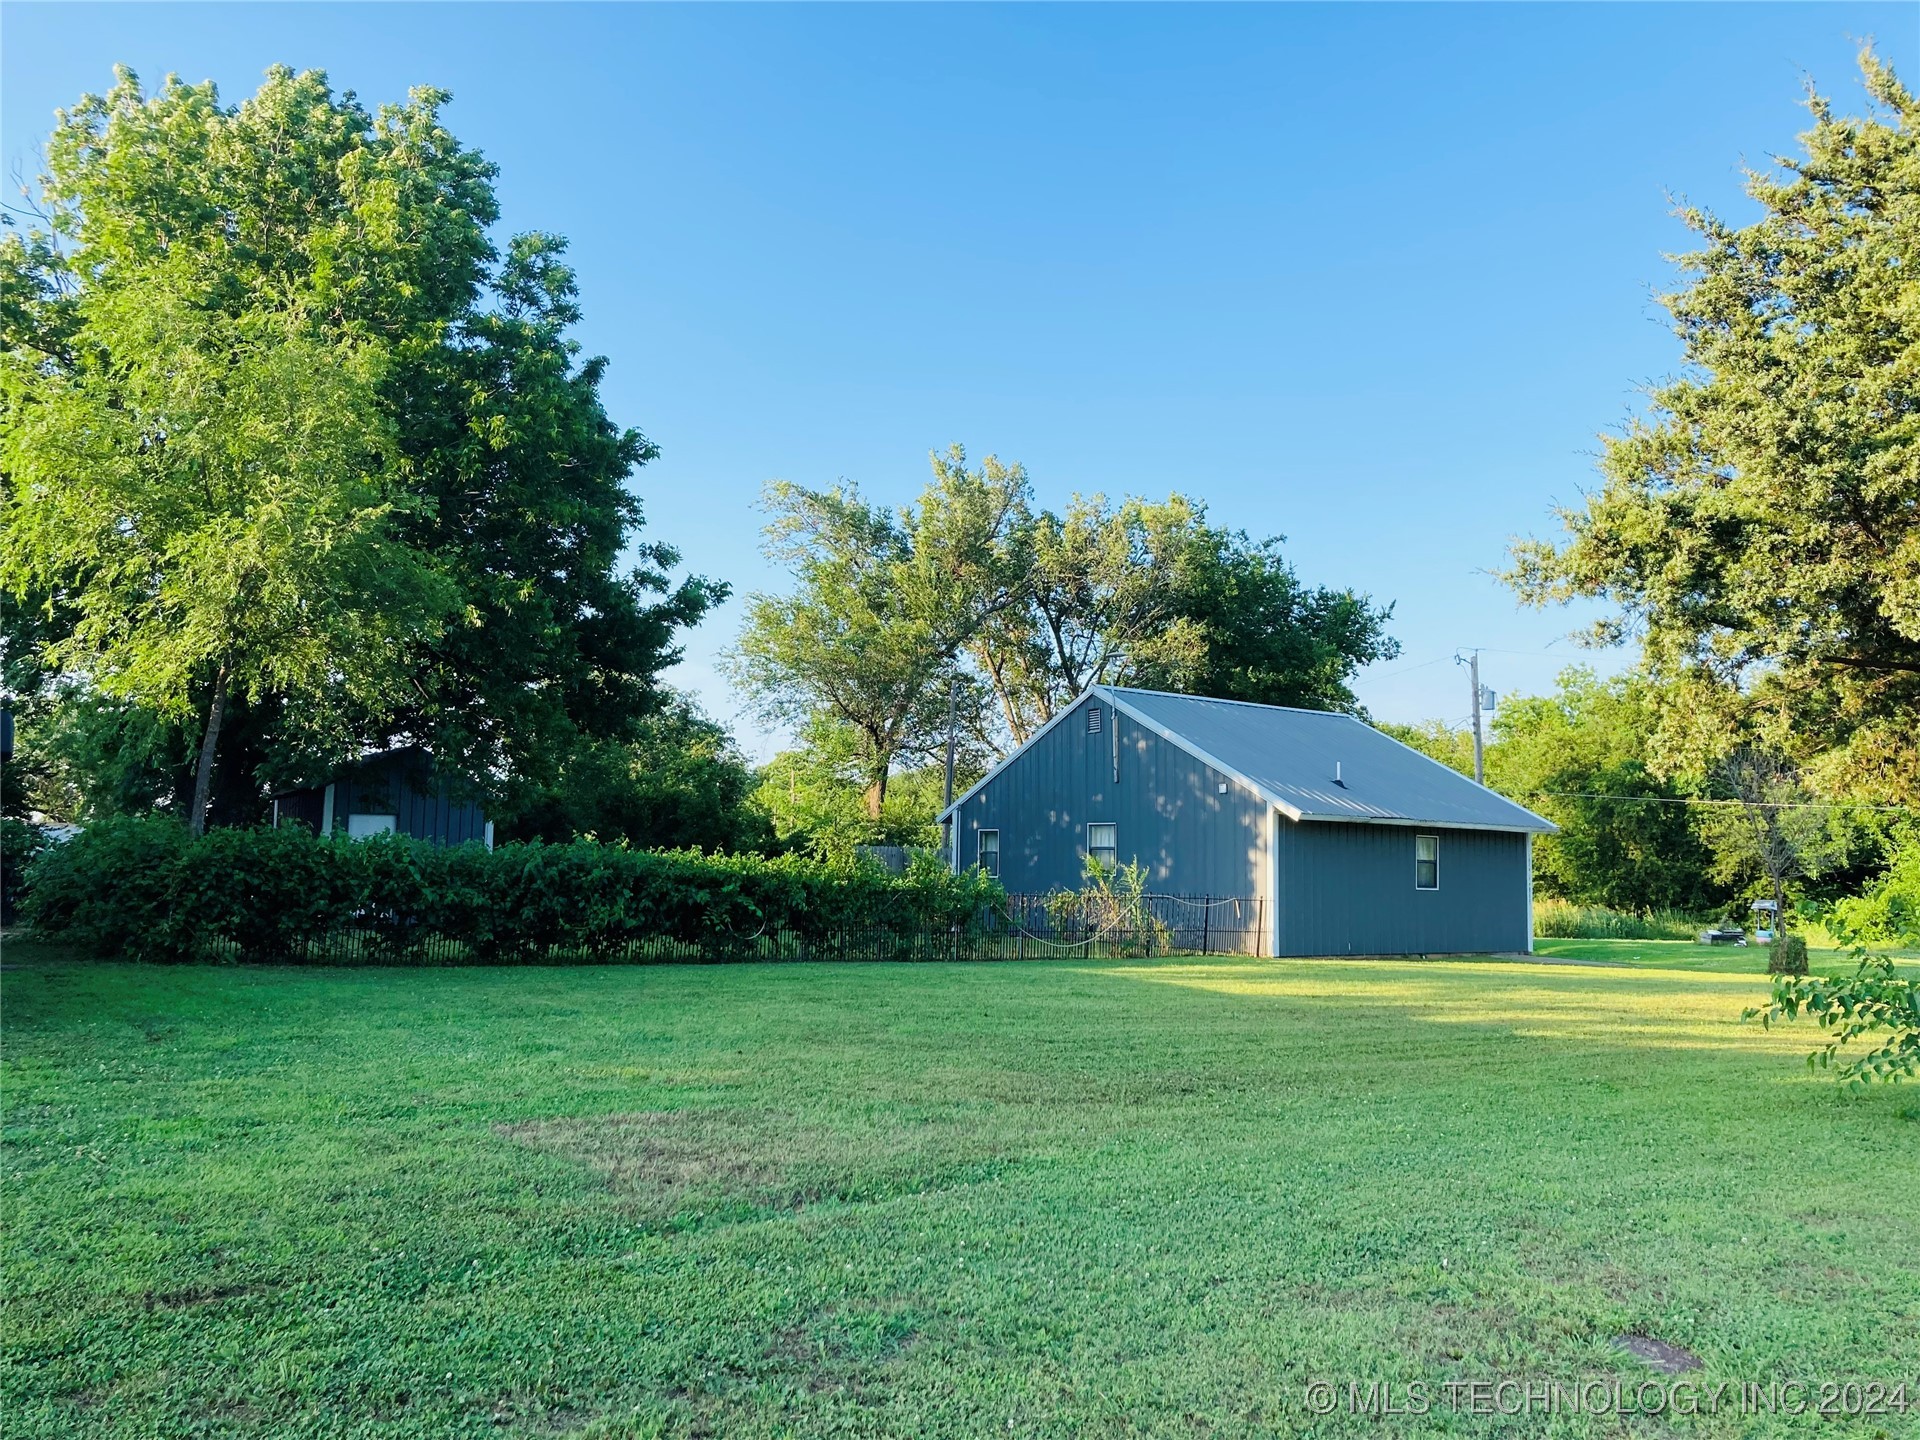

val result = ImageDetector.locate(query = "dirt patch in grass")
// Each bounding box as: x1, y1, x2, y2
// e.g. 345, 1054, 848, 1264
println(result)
137, 1282, 267, 1311
478, 1391, 592, 1434
496, 1108, 1015, 1227
770, 1294, 927, 1376
1613, 1334, 1702, 1373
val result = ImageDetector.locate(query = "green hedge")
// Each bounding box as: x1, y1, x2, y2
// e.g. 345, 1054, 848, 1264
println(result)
23, 817, 1005, 965
1, 818, 51, 925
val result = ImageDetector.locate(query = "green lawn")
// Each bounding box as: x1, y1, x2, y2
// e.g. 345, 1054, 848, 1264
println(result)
5, 943, 1918, 1439
1533, 936, 1920, 976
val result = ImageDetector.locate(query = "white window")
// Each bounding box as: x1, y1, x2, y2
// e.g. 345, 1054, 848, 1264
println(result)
347, 814, 398, 841
1087, 822, 1117, 873
1087, 705, 1103, 734
1415, 834, 1439, 890
977, 829, 1000, 878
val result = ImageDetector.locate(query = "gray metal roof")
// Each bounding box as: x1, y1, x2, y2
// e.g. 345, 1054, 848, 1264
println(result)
942, 686, 1555, 833
1105, 687, 1556, 833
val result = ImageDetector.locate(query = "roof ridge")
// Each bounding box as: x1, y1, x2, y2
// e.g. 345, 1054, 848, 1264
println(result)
1101, 685, 1357, 720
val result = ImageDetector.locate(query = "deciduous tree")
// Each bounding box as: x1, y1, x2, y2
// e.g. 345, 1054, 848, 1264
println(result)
2, 67, 719, 829
728, 447, 1026, 817
1506, 51, 1920, 796
1487, 669, 1719, 912
971, 494, 1398, 744
3, 294, 454, 833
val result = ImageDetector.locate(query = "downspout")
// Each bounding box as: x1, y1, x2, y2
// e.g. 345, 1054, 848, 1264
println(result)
1268, 806, 1281, 959
320, 783, 335, 838
1525, 833, 1535, 955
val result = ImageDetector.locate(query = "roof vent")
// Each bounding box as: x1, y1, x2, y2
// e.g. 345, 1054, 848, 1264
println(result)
1087, 705, 1102, 734
1334, 761, 1346, 788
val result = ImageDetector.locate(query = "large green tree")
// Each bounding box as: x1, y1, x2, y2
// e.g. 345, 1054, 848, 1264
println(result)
1488, 669, 1721, 912
971, 493, 1397, 744
728, 447, 1027, 818
378, 233, 723, 816
1506, 51, 1920, 797
968, 494, 1207, 744
734, 448, 1400, 850
1, 73, 462, 832
2, 67, 718, 828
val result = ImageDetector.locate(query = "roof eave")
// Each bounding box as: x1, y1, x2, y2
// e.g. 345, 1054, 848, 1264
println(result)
1293, 811, 1559, 836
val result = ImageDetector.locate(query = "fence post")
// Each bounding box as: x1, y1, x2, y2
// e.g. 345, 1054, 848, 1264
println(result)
1202, 896, 1211, 956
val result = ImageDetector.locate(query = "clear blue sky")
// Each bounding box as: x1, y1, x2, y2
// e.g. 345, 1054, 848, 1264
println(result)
5, 4, 1913, 756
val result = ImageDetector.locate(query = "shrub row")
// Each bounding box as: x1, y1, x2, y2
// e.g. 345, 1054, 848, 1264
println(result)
24, 817, 1006, 964
1, 817, 50, 925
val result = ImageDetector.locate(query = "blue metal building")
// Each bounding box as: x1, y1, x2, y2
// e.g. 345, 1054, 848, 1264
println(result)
271, 746, 492, 848
939, 686, 1556, 957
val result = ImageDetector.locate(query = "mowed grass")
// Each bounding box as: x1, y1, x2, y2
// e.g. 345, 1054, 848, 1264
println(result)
1533, 936, 1920, 976
4, 944, 1919, 1439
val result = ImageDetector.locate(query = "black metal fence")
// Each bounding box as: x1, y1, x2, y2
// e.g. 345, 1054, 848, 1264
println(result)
195, 893, 1265, 966
986, 893, 1266, 959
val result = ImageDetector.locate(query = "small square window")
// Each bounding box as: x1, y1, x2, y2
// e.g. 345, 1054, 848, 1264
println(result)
1087, 822, 1117, 873
977, 829, 1000, 878
1415, 834, 1439, 890
1087, 705, 1103, 734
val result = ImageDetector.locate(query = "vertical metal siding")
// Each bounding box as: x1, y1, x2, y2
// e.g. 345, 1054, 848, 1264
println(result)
1271, 818, 1529, 956
953, 694, 1268, 901
330, 752, 487, 846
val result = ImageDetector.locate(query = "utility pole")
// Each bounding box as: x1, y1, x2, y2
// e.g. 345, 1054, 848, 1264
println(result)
1455, 649, 1488, 785
1469, 650, 1483, 785
941, 673, 960, 863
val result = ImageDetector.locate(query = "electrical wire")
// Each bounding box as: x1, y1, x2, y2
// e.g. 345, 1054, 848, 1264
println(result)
1522, 790, 1912, 813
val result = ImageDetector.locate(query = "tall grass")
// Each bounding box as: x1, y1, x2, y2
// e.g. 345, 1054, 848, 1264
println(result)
1532, 898, 1705, 941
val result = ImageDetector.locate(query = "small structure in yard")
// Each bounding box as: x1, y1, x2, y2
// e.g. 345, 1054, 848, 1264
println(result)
855, 844, 912, 874
271, 746, 491, 848
940, 686, 1557, 958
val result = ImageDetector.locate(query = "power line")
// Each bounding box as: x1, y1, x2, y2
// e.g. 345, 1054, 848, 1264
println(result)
1354, 643, 1597, 689
1351, 654, 1453, 685
1523, 790, 1912, 814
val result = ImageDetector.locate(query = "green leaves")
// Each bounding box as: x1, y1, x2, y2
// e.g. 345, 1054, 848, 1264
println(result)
1, 66, 487, 828
3, 66, 719, 835
1506, 49, 1920, 796
976, 493, 1397, 744
1750, 954, 1920, 1088
4, 297, 455, 719
733, 445, 1399, 850
729, 447, 1029, 818
22, 820, 1009, 965
1746, 905, 1920, 1086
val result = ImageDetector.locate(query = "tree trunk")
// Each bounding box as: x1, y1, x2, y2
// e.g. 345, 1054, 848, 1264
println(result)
188, 663, 229, 837
864, 765, 889, 820
979, 647, 1027, 745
